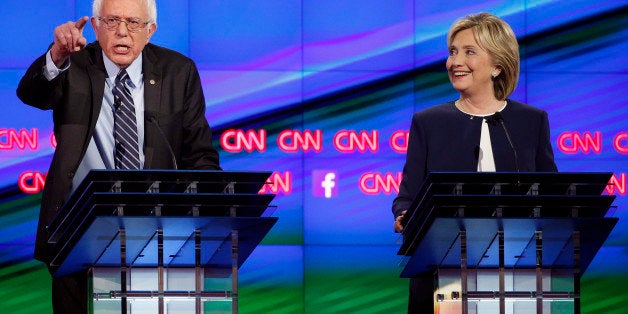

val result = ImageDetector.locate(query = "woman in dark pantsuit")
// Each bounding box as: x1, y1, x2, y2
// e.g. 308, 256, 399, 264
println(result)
392, 12, 557, 313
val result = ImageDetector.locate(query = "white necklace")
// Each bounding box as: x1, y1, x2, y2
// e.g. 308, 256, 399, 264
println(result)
456, 100, 507, 119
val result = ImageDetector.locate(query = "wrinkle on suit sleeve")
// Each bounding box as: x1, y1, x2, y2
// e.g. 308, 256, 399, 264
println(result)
535, 110, 558, 172
16, 52, 66, 110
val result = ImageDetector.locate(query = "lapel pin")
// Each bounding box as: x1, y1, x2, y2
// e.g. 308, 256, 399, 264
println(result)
149, 79, 156, 85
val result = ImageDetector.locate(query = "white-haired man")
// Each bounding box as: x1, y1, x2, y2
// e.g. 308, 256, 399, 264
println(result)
17, 0, 221, 312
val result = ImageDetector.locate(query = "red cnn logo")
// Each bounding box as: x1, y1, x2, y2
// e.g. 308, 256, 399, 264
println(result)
278, 130, 322, 153
606, 173, 626, 196
557, 131, 602, 154
0, 128, 39, 150
220, 129, 267, 153
614, 132, 628, 154
19, 171, 47, 194
359, 172, 402, 195
259, 171, 292, 195
334, 130, 378, 153
390, 130, 409, 153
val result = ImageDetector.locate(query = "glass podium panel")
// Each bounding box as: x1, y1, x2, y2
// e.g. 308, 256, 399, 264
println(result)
435, 269, 575, 314
92, 267, 234, 314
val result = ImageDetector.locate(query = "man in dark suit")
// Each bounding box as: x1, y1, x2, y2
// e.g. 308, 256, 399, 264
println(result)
16, 0, 220, 312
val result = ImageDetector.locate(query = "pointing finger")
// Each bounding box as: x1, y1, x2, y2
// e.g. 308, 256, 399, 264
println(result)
75, 16, 89, 32
72, 17, 89, 51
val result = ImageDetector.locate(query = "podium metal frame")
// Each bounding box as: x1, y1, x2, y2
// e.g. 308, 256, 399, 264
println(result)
398, 172, 618, 314
46, 170, 278, 314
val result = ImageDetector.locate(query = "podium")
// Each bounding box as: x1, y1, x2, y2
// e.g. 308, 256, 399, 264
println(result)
398, 172, 618, 314
46, 170, 278, 314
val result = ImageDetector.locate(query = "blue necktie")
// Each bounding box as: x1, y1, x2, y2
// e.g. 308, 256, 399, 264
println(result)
113, 69, 140, 169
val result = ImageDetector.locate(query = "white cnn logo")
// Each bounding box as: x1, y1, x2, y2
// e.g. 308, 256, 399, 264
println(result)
321, 173, 336, 198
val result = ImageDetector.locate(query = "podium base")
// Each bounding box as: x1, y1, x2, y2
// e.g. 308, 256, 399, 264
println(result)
435, 268, 575, 314
91, 267, 234, 314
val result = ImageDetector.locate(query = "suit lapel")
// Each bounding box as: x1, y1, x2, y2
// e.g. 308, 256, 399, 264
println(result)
86, 44, 107, 153
142, 45, 163, 168
143, 45, 163, 115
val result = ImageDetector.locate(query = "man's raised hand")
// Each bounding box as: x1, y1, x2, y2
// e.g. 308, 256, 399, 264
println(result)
50, 16, 89, 67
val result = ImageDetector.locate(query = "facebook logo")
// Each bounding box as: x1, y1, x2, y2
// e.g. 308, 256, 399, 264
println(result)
312, 170, 338, 198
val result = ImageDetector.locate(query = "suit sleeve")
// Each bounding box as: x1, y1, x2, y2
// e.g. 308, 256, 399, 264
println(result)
16, 51, 65, 110
392, 113, 427, 218
179, 60, 221, 170
535, 111, 558, 172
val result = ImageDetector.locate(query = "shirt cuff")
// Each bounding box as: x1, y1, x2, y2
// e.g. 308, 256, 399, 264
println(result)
43, 50, 70, 81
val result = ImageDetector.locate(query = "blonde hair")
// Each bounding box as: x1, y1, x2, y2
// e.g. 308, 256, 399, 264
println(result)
447, 13, 519, 100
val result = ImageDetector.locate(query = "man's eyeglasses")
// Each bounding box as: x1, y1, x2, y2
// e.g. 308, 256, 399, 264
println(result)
97, 16, 151, 32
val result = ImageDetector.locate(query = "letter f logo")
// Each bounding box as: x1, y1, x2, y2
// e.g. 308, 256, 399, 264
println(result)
321, 173, 336, 198
313, 170, 338, 198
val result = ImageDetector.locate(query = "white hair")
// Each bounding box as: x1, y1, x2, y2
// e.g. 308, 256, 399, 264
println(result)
93, 0, 157, 24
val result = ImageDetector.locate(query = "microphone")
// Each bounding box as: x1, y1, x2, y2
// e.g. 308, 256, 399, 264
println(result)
146, 112, 178, 170
491, 111, 519, 173
485, 113, 499, 125
114, 97, 121, 110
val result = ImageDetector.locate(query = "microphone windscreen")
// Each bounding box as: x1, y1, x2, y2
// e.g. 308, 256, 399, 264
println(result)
485, 111, 504, 125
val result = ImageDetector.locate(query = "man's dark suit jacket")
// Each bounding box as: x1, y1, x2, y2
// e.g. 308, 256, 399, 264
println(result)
17, 42, 221, 265
392, 99, 558, 217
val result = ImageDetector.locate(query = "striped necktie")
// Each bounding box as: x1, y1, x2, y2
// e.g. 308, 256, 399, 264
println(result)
113, 69, 141, 169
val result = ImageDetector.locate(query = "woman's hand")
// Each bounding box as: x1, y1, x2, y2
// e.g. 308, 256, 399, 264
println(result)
394, 210, 407, 233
